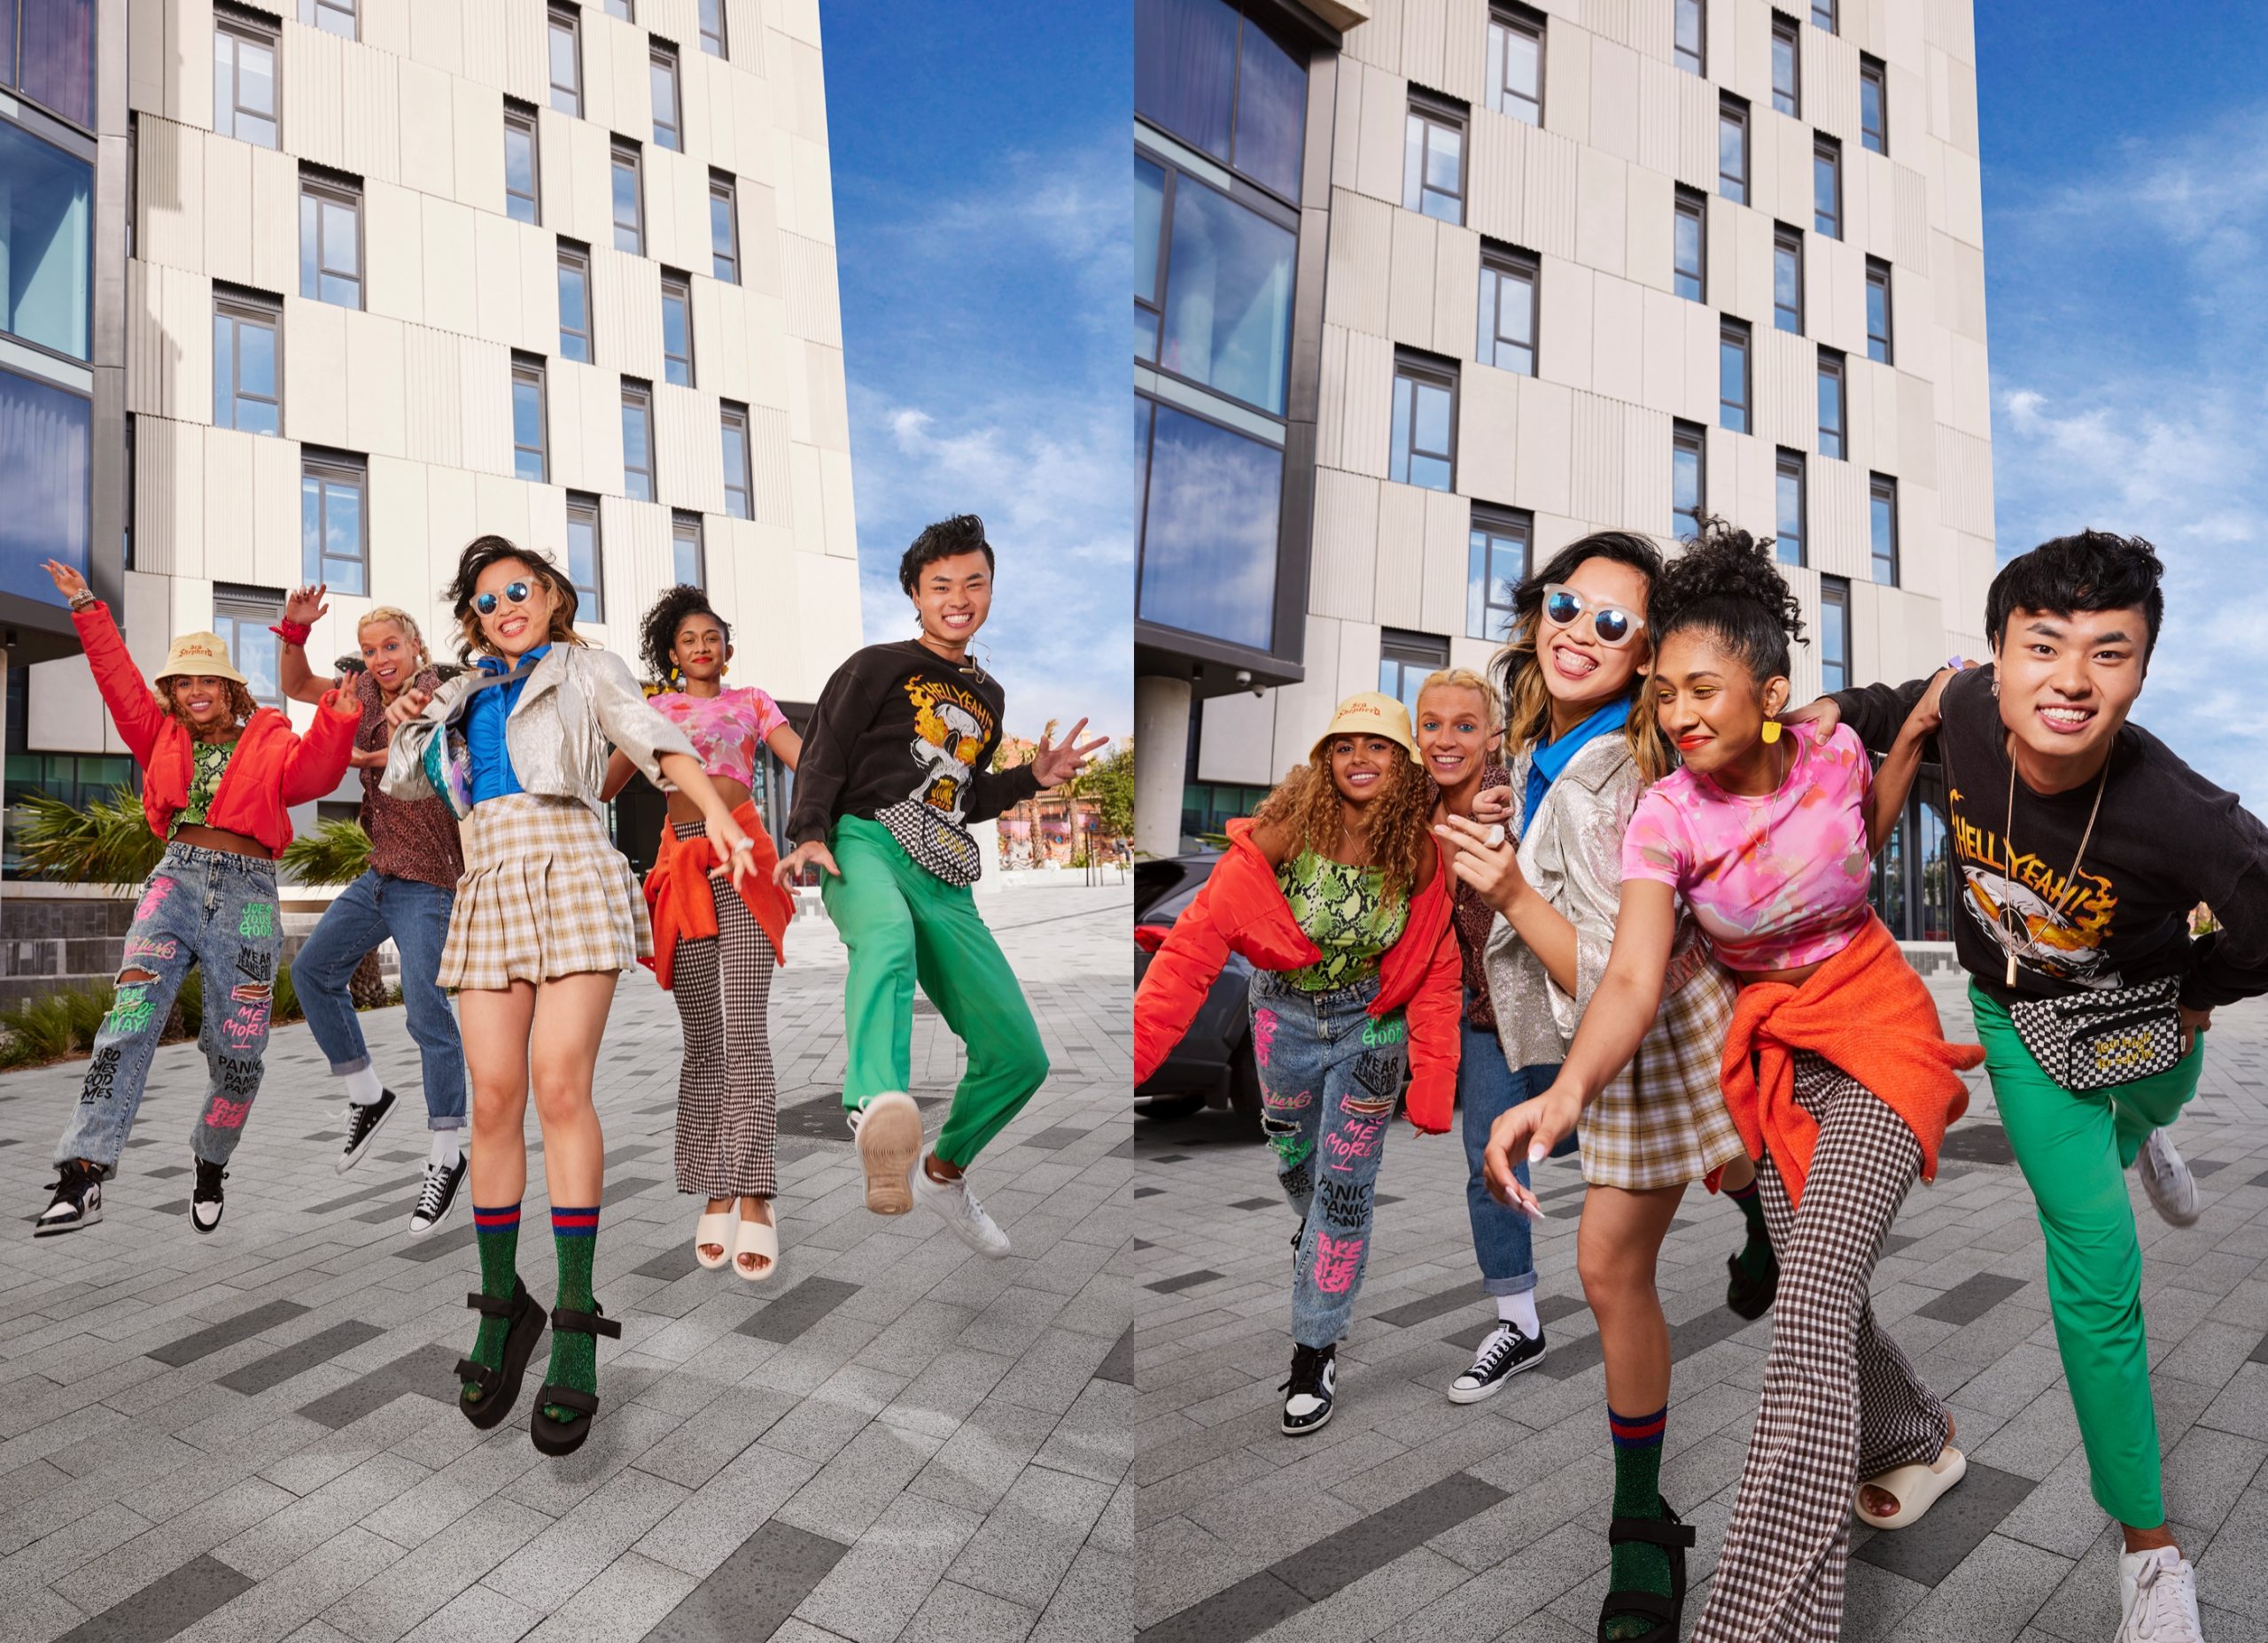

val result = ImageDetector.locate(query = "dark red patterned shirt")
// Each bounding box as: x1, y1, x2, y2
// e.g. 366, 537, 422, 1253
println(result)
356, 667, 464, 889
1450, 764, 1513, 1030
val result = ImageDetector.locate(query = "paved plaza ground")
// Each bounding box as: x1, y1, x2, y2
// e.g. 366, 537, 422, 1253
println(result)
0, 876, 1133, 1643
1132, 978, 2268, 1643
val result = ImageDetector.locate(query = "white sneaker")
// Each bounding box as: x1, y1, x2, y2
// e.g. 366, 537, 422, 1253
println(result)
2118, 1546, 2202, 1642
2138, 1129, 2201, 1228
849, 1092, 924, 1216
912, 1164, 1012, 1259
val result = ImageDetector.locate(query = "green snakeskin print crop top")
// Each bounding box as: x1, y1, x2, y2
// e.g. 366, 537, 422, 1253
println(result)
1276, 849, 1410, 993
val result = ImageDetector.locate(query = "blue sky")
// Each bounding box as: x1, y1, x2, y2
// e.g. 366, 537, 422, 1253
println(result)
1978, 3, 2268, 806
822, 4, 1131, 748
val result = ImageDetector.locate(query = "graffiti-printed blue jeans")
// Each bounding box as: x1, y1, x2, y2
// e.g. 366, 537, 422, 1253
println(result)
1250, 968, 1409, 1351
54, 843, 284, 1173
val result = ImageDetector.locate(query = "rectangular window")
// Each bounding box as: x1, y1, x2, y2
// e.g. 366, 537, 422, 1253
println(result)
1672, 420, 1705, 539
566, 492, 603, 619
1674, 187, 1705, 302
1771, 13, 1800, 117
602, 0, 631, 18
660, 271, 695, 386
504, 101, 540, 224
548, 5, 581, 117
672, 511, 704, 585
719, 403, 751, 520
1719, 318, 1749, 434
301, 450, 368, 593
621, 381, 653, 500
511, 353, 548, 483
650, 42, 681, 151
213, 17, 279, 148
1389, 351, 1457, 492
1811, 0, 1837, 33
299, 0, 356, 38
0, 120, 93, 361
1774, 223, 1802, 333
1820, 575, 1850, 691
1817, 347, 1845, 459
1477, 246, 1538, 376
1866, 256, 1893, 363
11, 0, 96, 128
1775, 448, 1806, 567
214, 593, 286, 709
611, 141, 643, 254
1485, 7, 1543, 126
1379, 629, 1451, 718
699, 0, 726, 58
1138, 396, 1284, 651
1860, 54, 1889, 154
557, 242, 592, 361
1814, 134, 1842, 238
212, 291, 280, 436
1465, 508, 1531, 642
1674, 0, 1704, 74
1149, 159, 1295, 414
299, 172, 362, 309
1869, 473, 1899, 585
1403, 96, 1466, 224
1135, 1, 1309, 203
1719, 96, 1749, 205
709, 172, 740, 283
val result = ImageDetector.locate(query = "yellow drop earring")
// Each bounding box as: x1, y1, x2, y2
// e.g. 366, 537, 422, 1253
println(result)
1760, 718, 1783, 745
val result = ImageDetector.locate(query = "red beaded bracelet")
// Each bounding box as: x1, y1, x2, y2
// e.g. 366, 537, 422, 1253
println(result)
271, 617, 312, 646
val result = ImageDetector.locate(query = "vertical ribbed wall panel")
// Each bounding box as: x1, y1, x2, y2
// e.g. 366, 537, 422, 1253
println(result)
1522, 126, 1581, 260
345, 311, 408, 460
1372, 482, 1425, 628
1622, 402, 1670, 536
1399, 0, 1448, 96
1581, 0, 1637, 50
505, 0, 549, 105
687, 52, 735, 176
341, 43, 402, 184
1433, 225, 1480, 358
1819, 32, 1860, 145
583, 359, 624, 492
457, 336, 512, 477
742, 290, 789, 411
1568, 390, 1623, 523
155, 418, 206, 577
457, 0, 509, 92
1895, 163, 1931, 275
170, 0, 217, 128
200, 427, 257, 585
204, 136, 254, 287
126, 261, 167, 416
780, 234, 843, 346
402, 322, 465, 469
1324, 189, 1393, 337
1418, 487, 1471, 638
1678, 66, 1714, 189
1386, 209, 1438, 347
816, 446, 856, 561
366, 182, 426, 324
1935, 424, 1992, 537
285, 293, 351, 447
1342, 328, 1397, 481
1759, 325, 1809, 451
695, 280, 742, 403
247, 145, 299, 295
674, 153, 713, 275
1785, 564, 1823, 702
642, 149, 689, 274
803, 342, 849, 452
653, 384, 703, 509
1308, 469, 1381, 623
1355, 63, 1408, 206
545, 364, 584, 490
727, 0, 768, 79
420, 195, 478, 338
140, 117, 202, 274
747, 406, 792, 528
568, 120, 613, 252
1348, 0, 1403, 73
283, 25, 347, 172
133, 413, 180, 574
1635, 63, 1682, 178
1441, 0, 1487, 104
165, 266, 214, 423
407, 0, 462, 75
249, 432, 300, 589
1466, 112, 1527, 244
617, 253, 667, 381
1812, 455, 1867, 579
472, 213, 527, 352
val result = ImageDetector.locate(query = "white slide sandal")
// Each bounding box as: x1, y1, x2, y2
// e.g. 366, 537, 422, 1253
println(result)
694, 1205, 734, 1270
1855, 1445, 1967, 1530
734, 1214, 779, 1283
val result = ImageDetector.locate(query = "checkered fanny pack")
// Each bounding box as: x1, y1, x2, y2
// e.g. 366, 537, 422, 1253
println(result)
2008, 973, 2184, 1090
874, 800, 983, 887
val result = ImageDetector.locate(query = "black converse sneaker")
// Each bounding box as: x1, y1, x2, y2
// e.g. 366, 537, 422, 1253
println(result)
190, 1159, 228, 1234
1280, 1342, 1337, 1436
1447, 1321, 1546, 1404
339, 1089, 397, 1174
34, 1160, 103, 1237
409, 1154, 468, 1236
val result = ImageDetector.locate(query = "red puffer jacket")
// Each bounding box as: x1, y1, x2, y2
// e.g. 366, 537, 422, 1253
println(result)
1134, 818, 1463, 1132
76, 601, 361, 853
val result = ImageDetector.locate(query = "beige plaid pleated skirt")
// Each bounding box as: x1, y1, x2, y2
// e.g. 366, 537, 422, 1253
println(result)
1577, 958, 1747, 1190
439, 793, 650, 992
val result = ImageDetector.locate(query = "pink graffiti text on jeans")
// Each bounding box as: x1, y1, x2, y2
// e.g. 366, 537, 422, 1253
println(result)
203, 1096, 250, 1130
1311, 1232, 1365, 1294
1252, 1010, 1278, 1069
1321, 1117, 1385, 1172
217, 1000, 268, 1050
1262, 1086, 1313, 1112
135, 878, 176, 924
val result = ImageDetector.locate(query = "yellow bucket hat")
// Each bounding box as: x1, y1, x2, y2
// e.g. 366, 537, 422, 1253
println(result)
153, 632, 248, 686
1311, 691, 1418, 762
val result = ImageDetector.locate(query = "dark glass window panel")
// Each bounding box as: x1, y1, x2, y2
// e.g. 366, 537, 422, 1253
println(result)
1719, 328, 1747, 432
1870, 480, 1897, 584
612, 153, 641, 252
1233, 12, 1306, 201
1775, 233, 1800, 332
651, 54, 680, 150
622, 395, 652, 500
1674, 196, 1704, 301
217, 609, 284, 706
302, 469, 366, 593
0, 120, 92, 360
720, 416, 750, 518
549, 16, 579, 113
1867, 263, 1892, 362
1135, 0, 1237, 163
0, 4, 13, 90
1812, 0, 1837, 31
672, 517, 703, 584
1136, 306, 1159, 363
567, 503, 603, 618
699, 0, 726, 55
504, 122, 539, 222
1719, 105, 1746, 203
21, 0, 96, 128
1390, 372, 1454, 491
214, 28, 278, 147
1672, 427, 1703, 538
1820, 577, 1850, 690
1814, 143, 1840, 236
710, 186, 736, 282
663, 285, 692, 384
1404, 111, 1464, 222
1478, 260, 1535, 375
1674, 0, 1703, 73
558, 258, 591, 360
1138, 401, 1281, 650
512, 376, 545, 480
1771, 23, 1798, 116
1136, 155, 1165, 304
1818, 356, 1844, 458
0, 365, 89, 603
1159, 179, 1293, 414
1775, 455, 1803, 566
1860, 61, 1888, 154
1466, 523, 1527, 640
1489, 18, 1542, 125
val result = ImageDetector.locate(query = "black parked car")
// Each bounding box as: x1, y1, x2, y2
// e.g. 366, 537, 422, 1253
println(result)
1133, 852, 1262, 1132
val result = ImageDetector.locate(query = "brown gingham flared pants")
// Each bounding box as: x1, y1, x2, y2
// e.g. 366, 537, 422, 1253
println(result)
1691, 1052, 1953, 1643
669, 819, 780, 1199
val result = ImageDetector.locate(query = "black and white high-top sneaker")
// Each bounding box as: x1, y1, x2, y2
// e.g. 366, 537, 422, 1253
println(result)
1280, 1342, 1337, 1436
409, 1154, 468, 1236
34, 1161, 103, 1237
1447, 1321, 1546, 1404
190, 1159, 228, 1234
339, 1089, 398, 1174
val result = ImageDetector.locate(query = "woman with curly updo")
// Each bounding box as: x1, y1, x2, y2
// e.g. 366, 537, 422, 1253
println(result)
1136, 692, 1462, 1438
601, 585, 801, 1280
1483, 524, 1979, 1642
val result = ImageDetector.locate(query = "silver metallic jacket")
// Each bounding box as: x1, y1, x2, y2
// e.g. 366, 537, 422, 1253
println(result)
381, 643, 695, 818
1483, 734, 1713, 1068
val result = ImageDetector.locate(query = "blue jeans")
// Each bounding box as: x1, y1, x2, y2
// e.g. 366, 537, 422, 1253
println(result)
291, 870, 466, 1128
1250, 969, 1408, 1350
1459, 1017, 1565, 1296
55, 844, 283, 1171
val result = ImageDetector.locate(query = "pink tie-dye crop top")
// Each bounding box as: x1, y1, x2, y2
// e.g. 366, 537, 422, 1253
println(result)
1619, 720, 1875, 973
648, 686, 788, 788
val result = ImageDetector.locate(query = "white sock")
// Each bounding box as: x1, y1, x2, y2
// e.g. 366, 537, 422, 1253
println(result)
431, 1129, 461, 1166
343, 1066, 384, 1105
1496, 1290, 1540, 1337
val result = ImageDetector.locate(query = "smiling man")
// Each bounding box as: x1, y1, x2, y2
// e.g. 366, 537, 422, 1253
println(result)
1797, 531, 2268, 1643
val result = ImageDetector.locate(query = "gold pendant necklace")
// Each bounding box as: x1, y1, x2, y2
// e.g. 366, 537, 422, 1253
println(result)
1996, 733, 2109, 988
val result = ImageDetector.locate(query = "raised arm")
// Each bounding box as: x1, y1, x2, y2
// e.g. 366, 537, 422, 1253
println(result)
278, 687, 366, 805
45, 560, 167, 767
275, 585, 335, 707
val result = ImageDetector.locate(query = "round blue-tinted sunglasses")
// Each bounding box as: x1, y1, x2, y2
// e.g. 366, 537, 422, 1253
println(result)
472, 581, 533, 616
1542, 582, 1645, 648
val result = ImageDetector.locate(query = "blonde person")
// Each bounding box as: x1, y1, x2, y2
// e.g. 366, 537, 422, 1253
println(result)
34, 560, 359, 1236
383, 537, 757, 1457
276, 587, 471, 1234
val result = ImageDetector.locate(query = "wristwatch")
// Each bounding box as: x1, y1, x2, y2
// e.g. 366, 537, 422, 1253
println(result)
68, 590, 97, 612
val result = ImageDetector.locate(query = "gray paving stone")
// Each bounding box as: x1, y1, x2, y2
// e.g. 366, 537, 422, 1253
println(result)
48, 1554, 251, 1643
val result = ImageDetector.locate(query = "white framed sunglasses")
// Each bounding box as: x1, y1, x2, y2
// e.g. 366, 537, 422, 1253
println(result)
1541, 583, 1646, 648
472, 580, 534, 617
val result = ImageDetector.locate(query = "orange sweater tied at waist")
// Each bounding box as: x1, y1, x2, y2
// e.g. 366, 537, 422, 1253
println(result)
641, 800, 792, 988
1718, 913, 1982, 1209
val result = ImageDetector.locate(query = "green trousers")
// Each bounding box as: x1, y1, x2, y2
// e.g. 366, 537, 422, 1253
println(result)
822, 816, 1049, 1168
1970, 983, 2202, 1530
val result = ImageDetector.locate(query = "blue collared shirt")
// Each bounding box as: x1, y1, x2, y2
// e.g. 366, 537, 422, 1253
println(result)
466, 646, 550, 804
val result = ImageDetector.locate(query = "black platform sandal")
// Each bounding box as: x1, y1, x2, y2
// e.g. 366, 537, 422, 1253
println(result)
529, 1303, 623, 1458
1725, 1248, 1779, 1320
457, 1279, 545, 1430
1599, 1495, 1697, 1642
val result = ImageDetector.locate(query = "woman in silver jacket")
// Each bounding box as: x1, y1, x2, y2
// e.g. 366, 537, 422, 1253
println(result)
1438, 531, 1767, 1643
383, 536, 758, 1458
